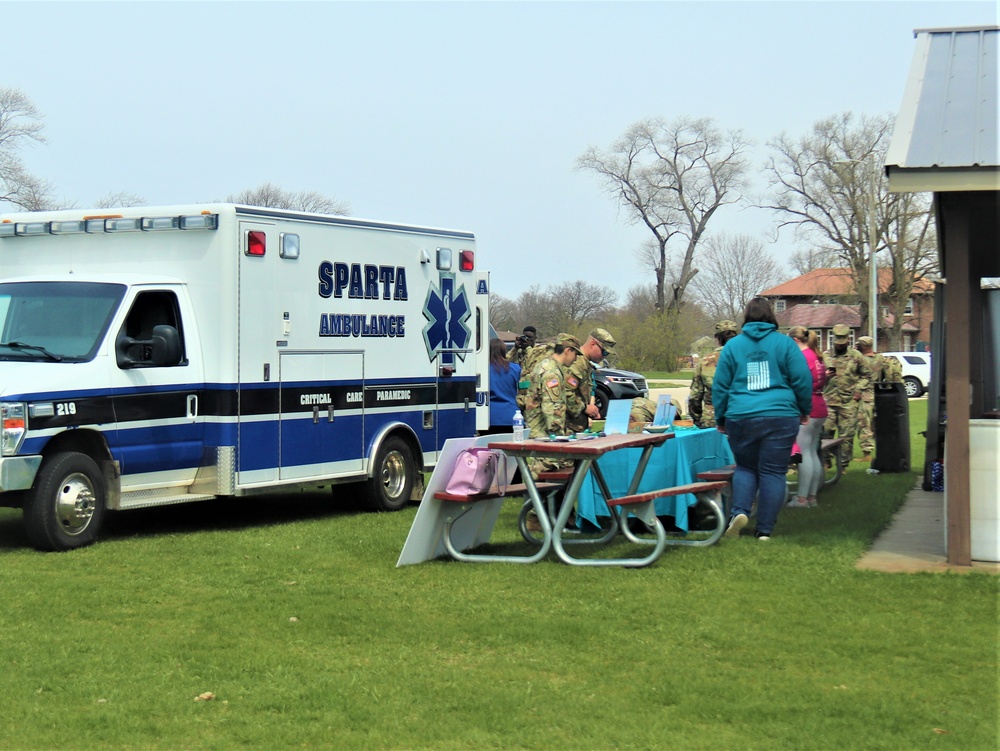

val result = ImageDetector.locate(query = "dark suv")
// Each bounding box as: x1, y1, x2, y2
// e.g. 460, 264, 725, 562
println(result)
593, 365, 649, 418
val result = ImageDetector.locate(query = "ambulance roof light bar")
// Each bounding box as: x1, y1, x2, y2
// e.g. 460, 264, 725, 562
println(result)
0, 214, 219, 238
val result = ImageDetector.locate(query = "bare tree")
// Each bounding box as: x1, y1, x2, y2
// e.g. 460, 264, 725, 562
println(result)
577, 116, 751, 312
0, 88, 56, 210
495, 282, 618, 339
507, 285, 554, 336
788, 246, 838, 276
881, 190, 936, 349
621, 283, 659, 320
763, 112, 936, 345
94, 191, 147, 209
688, 233, 786, 321
488, 291, 518, 333
548, 281, 619, 328
227, 182, 350, 215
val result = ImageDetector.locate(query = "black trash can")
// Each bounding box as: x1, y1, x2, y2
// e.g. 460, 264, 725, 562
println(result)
872, 382, 910, 472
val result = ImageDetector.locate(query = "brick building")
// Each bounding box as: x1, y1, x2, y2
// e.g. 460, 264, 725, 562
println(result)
760, 267, 933, 351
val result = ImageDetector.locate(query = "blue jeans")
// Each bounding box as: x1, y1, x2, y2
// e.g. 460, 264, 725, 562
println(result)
725, 416, 800, 535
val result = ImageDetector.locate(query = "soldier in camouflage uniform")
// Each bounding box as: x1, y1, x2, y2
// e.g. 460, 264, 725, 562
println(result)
854, 336, 879, 460
688, 320, 740, 429
506, 326, 536, 370
566, 328, 618, 433
822, 324, 873, 468
515, 337, 556, 410
629, 396, 683, 424
523, 334, 583, 479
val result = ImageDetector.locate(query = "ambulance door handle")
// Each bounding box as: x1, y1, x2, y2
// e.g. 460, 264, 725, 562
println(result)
313, 406, 320, 424
327, 405, 335, 423
187, 395, 198, 420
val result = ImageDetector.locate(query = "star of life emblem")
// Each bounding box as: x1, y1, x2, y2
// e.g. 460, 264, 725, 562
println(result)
422, 272, 471, 365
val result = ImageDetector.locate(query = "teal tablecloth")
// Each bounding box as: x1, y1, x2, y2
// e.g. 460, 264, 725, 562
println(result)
575, 428, 734, 532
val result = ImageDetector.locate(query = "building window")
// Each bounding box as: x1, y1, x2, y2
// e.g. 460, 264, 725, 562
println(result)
775, 299, 786, 313
904, 297, 914, 315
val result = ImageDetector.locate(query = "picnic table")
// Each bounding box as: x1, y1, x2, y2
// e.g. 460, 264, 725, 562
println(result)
486, 432, 719, 567
398, 431, 729, 568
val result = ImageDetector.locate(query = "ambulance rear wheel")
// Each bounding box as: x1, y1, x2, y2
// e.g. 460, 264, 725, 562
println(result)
23, 452, 106, 551
360, 436, 414, 512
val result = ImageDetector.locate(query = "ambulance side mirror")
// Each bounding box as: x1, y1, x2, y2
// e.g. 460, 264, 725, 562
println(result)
149, 325, 183, 366
116, 325, 183, 368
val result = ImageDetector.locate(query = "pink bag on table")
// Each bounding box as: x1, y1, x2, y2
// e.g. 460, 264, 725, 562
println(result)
445, 447, 507, 496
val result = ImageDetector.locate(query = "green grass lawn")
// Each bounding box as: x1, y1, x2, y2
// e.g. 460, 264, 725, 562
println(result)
0, 400, 996, 750
644, 371, 690, 388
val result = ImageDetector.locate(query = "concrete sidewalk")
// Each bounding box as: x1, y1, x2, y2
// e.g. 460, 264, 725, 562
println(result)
856, 483, 1000, 573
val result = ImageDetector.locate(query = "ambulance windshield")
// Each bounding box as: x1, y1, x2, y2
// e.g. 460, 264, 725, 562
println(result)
0, 282, 126, 362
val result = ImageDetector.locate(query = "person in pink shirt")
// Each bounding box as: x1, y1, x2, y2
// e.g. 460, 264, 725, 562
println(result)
787, 327, 829, 508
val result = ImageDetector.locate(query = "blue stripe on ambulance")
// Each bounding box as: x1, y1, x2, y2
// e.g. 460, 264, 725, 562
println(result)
10, 375, 476, 475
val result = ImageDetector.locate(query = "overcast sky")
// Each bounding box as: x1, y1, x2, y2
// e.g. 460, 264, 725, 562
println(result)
4, 1, 996, 301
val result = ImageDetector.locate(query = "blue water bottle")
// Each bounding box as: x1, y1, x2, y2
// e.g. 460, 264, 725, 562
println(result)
512, 410, 525, 442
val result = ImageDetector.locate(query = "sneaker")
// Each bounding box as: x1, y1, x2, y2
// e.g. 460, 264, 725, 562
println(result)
560, 518, 584, 535
785, 498, 810, 508
755, 532, 771, 540
807, 497, 818, 508
724, 513, 748, 539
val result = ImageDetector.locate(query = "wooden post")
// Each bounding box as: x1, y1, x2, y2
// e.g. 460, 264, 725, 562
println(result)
943, 197, 972, 566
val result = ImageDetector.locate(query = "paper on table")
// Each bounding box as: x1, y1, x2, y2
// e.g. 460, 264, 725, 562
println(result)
604, 399, 632, 435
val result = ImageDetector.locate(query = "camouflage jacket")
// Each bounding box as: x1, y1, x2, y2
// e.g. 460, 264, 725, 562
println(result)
688, 347, 721, 427
881, 356, 903, 383
524, 356, 570, 438
859, 353, 884, 401
514, 343, 553, 410
564, 356, 592, 431
629, 397, 683, 424
506, 343, 531, 370
517, 342, 586, 419
822, 348, 872, 407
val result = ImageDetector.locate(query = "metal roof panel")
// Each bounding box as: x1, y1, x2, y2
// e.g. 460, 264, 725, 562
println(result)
887, 26, 999, 190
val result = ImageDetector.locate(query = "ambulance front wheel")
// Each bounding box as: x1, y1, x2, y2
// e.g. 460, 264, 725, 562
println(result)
23, 451, 106, 551
360, 436, 414, 512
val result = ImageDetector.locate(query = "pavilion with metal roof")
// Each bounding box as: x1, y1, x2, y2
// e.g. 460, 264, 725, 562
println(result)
885, 25, 999, 566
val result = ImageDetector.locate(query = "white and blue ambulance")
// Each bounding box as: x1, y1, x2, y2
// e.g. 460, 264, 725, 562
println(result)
0, 204, 491, 550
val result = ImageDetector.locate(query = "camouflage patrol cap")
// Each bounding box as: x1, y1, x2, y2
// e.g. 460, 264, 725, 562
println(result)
856, 336, 874, 347
555, 333, 583, 354
715, 320, 739, 333
832, 323, 851, 341
589, 328, 617, 350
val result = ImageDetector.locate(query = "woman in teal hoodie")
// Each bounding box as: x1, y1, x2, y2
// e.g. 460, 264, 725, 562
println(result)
712, 298, 812, 540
